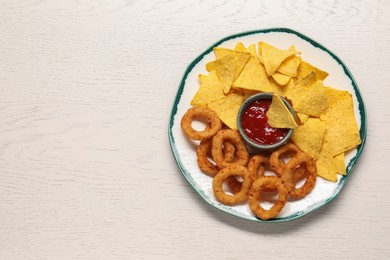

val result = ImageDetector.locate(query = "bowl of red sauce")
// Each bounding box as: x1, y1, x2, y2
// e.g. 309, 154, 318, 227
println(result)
237, 93, 294, 152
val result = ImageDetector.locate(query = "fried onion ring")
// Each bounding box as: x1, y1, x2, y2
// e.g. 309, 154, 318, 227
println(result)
197, 139, 235, 176
248, 176, 288, 220
226, 154, 269, 194
292, 166, 307, 183
225, 175, 242, 194
197, 139, 219, 176
211, 129, 249, 168
181, 106, 222, 140
281, 153, 317, 199
212, 164, 251, 205
269, 143, 304, 177
248, 155, 270, 181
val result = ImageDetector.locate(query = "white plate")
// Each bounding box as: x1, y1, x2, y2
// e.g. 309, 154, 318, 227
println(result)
168, 28, 367, 222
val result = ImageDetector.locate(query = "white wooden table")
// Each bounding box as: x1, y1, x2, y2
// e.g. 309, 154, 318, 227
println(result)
0, 1, 388, 259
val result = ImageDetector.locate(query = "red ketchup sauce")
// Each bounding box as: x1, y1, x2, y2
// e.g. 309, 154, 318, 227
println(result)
240, 99, 289, 145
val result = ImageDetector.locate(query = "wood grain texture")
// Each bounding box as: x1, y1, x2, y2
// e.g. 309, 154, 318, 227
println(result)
0, 0, 389, 259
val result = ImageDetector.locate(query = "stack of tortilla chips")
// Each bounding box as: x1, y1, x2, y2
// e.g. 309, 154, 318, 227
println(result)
190, 41, 361, 182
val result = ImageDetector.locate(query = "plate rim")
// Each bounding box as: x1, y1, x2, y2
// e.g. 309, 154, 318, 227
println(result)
168, 27, 367, 223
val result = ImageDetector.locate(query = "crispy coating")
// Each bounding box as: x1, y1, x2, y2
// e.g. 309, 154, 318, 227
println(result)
181, 106, 222, 140
292, 166, 307, 183
248, 176, 288, 220
248, 154, 270, 180
211, 129, 249, 168
197, 139, 235, 176
227, 154, 270, 194
197, 139, 219, 176
269, 143, 304, 176
281, 153, 317, 199
212, 165, 251, 205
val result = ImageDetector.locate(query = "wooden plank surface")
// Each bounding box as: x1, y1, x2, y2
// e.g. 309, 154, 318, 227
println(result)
0, 0, 388, 259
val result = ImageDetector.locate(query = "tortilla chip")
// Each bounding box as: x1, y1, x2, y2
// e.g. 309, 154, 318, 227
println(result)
287, 84, 310, 106
272, 72, 291, 86
271, 78, 295, 98
293, 80, 329, 117
246, 44, 257, 57
207, 93, 244, 130
242, 89, 260, 101
295, 71, 318, 87
296, 60, 329, 81
190, 71, 226, 106
213, 47, 235, 59
206, 52, 251, 93
297, 113, 309, 124
324, 86, 349, 107
291, 118, 326, 159
235, 42, 246, 52
267, 95, 297, 129
285, 72, 319, 105
232, 56, 273, 92
277, 56, 301, 77
316, 139, 338, 182
259, 42, 299, 76
235, 43, 257, 57
334, 152, 346, 175
320, 93, 361, 155
258, 46, 264, 64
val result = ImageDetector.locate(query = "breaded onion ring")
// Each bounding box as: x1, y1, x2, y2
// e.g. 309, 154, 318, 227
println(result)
227, 154, 269, 194
292, 166, 307, 183
225, 175, 242, 194
248, 176, 288, 220
197, 139, 219, 176
212, 164, 251, 205
281, 153, 317, 199
221, 141, 236, 163
181, 106, 222, 140
248, 155, 270, 181
211, 129, 249, 168
269, 143, 304, 177
196, 139, 235, 176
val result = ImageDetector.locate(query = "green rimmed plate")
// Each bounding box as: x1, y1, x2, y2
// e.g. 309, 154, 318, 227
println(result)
168, 28, 367, 222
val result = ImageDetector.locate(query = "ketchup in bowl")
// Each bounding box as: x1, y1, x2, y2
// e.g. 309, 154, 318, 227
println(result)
241, 99, 289, 145
237, 93, 293, 151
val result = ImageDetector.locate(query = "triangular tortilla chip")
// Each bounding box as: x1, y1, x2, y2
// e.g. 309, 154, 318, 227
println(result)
291, 118, 326, 159
333, 152, 346, 175
297, 113, 309, 124
316, 139, 338, 182
232, 56, 273, 92
287, 72, 318, 106
190, 71, 226, 106
287, 83, 311, 107
320, 93, 361, 155
206, 52, 251, 93
294, 80, 329, 117
207, 93, 244, 130
272, 72, 291, 86
296, 60, 329, 81
259, 42, 299, 76
277, 56, 301, 77
235, 42, 246, 52
324, 86, 349, 107
266, 95, 297, 129
258, 46, 264, 64
246, 44, 257, 58
271, 78, 295, 98
295, 71, 318, 86
235, 43, 257, 57
242, 89, 260, 101
213, 47, 235, 59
